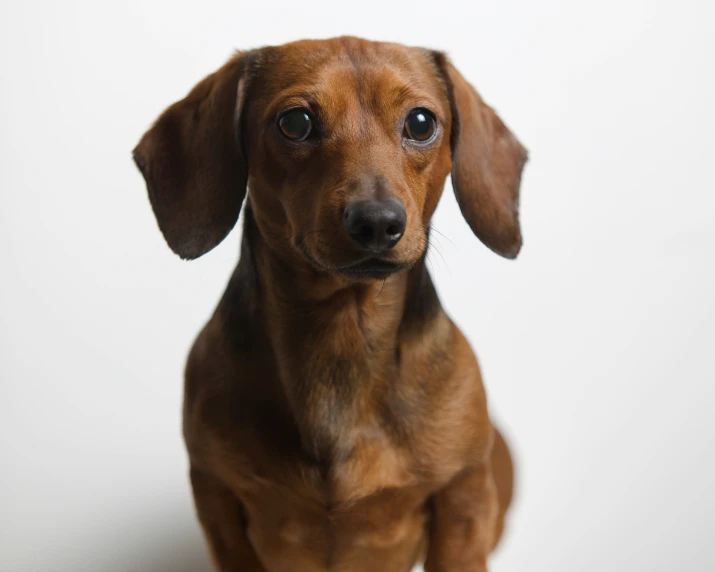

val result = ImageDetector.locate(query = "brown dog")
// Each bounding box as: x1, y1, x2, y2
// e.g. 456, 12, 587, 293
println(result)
134, 36, 526, 572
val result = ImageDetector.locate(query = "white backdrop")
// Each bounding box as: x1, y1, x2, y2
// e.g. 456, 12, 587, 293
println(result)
2, 1, 714, 571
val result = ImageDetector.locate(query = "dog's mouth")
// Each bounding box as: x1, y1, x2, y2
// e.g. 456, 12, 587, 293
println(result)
296, 239, 412, 280
336, 258, 411, 279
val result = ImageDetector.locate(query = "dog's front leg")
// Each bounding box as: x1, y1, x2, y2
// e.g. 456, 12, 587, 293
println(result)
424, 462, 499, 572
189, 467, 266, 572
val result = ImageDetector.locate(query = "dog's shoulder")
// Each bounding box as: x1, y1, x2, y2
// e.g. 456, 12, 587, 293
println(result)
182, 312, 294, 465
389, 314, 494, 478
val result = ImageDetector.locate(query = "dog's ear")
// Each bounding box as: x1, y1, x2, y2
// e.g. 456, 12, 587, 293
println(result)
133, 52, 254, 260
434, 53, 528, 259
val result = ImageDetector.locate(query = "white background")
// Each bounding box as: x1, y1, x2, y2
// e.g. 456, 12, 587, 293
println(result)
2, 1, 714, 571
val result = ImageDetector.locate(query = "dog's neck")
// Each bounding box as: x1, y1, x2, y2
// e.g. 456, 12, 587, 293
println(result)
220, 204, 441, 468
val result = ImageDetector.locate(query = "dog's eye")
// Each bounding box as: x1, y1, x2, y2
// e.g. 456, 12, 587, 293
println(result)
279, 109, 313, 141
404, 109, 436, 142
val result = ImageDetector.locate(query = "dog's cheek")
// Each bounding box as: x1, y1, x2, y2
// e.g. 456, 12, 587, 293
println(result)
422, 184, 443, 226
402, 225, 428, 263
247, 144, 289, 208
421, 151, 453, 225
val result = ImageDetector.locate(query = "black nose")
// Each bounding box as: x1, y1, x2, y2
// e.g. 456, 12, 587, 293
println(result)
343, 199, 407, 252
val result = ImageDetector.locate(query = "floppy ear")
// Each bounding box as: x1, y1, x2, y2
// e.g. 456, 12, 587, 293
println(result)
133, 52, 252, 259
435, 54, 528, 259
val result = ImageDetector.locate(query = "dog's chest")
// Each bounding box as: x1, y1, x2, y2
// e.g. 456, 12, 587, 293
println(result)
321, 424, 418, 502
227, 407, 421, 505
230, 423, 429, 571
275, 316, 400, 469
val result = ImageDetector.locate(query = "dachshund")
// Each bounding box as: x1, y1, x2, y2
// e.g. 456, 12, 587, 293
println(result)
134, 36, 527, 572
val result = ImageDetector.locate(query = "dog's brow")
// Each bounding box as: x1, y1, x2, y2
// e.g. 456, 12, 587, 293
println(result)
268, 92, 325, 119
392, 82, 441, 108
395, 82, 420, 102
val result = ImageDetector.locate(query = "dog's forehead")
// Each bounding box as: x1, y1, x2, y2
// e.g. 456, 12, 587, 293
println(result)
254, 37, 446, 111
271, 37, 428, 72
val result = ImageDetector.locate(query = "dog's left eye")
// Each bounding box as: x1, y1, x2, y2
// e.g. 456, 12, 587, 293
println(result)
404, 108, 437, 142
279, 108, 313, 141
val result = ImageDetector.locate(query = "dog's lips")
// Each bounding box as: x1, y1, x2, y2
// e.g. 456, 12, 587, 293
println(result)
295, 238, 413, 279
337, 257, 410, 279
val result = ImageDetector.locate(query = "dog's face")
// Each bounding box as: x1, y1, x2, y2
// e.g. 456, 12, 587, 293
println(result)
134, 37, 527, 277
243, 39, 453, 279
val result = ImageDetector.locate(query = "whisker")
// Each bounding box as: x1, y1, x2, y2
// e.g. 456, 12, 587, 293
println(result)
428, 237, 447, 267
429, 223, 457, 250
426, 235, 452, 278
424, 250, 436, 276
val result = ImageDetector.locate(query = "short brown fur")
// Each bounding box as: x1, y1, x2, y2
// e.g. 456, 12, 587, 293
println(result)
135, 36, 526, 572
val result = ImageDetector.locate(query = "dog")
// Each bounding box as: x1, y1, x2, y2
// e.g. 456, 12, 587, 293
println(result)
134, 36, 527, 572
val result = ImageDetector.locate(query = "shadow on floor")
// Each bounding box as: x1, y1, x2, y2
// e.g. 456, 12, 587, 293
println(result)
100, 523, 213, 572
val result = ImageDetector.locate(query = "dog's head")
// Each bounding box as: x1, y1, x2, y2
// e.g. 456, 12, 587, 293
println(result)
134, 37, 527, 279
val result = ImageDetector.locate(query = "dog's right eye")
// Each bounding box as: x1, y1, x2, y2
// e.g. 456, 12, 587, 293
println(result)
279, 109, 313, 141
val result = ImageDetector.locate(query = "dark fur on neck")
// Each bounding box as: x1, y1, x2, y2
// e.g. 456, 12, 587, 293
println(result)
217, 202, 444, 471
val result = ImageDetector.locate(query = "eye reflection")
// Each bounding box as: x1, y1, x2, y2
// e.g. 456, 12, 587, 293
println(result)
279, 109, 313, 141
404, 109, 436, 142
